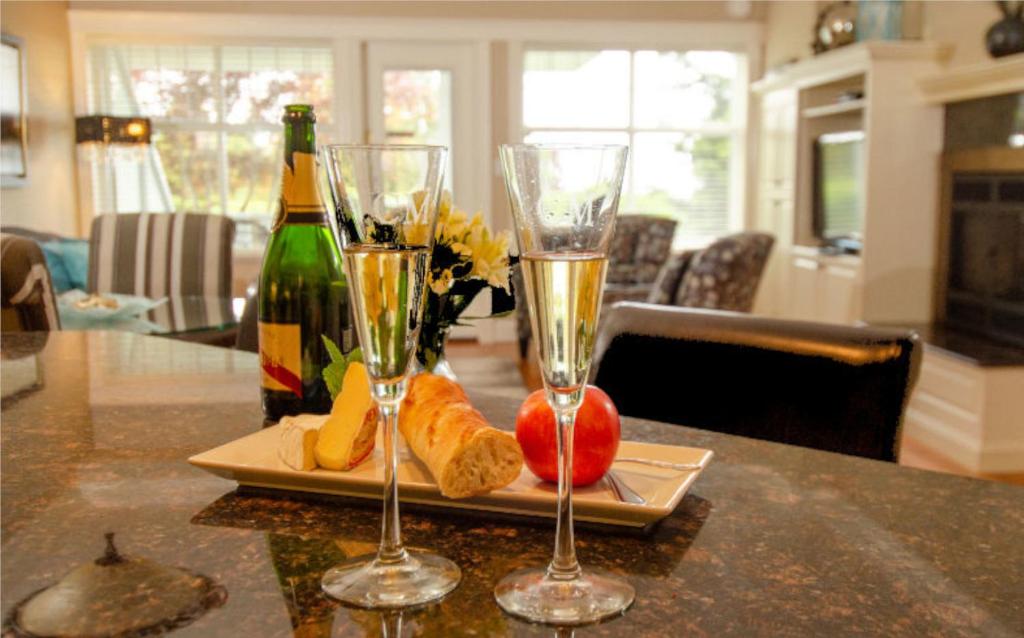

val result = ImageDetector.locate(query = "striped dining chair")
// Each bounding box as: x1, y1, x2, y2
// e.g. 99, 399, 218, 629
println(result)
87, 213, 235, 298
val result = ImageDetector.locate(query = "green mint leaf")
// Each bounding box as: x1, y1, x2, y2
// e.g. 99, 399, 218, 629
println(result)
322, 360, 345, 400
321, 335, 348, 401
321, 334, 345, 364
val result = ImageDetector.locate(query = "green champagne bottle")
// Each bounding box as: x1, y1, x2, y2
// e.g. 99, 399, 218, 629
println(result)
258, 104, 351, 421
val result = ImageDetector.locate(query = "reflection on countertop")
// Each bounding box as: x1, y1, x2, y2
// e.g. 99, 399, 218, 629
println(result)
5, 532, 226, 637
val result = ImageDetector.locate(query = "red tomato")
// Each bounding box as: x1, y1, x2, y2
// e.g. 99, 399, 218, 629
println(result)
515, 386, 620, 487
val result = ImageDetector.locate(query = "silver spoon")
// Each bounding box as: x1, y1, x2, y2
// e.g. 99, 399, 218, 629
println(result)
614, 458, 702, 472
605, 470, 646, 505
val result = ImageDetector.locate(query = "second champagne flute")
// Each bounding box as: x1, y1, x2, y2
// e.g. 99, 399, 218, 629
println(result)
495, 143, 633, 625
320, 144, 461, 609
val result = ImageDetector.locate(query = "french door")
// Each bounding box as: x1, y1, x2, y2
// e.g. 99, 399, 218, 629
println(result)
366, 41, 494, 341
366, 41, 488, 217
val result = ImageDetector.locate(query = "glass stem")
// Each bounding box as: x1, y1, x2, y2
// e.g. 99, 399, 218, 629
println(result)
376, 399, 407, 564
381, 612, 403, 638
548, 408, 581, 580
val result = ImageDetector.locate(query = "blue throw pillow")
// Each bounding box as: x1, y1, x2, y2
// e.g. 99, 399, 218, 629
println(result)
60, 239, 90, 290
39, 239, 90, 294
39, 241, 72, 293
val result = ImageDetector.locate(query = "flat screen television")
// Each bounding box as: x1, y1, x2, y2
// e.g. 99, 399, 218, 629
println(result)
813, 131, 864, 254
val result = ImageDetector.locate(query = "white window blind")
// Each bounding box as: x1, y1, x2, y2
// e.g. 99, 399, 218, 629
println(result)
86, 43, 334, 246
523, 49, 744, 247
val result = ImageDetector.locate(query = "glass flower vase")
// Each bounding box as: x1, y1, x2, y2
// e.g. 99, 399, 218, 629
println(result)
415, 325, 457, 381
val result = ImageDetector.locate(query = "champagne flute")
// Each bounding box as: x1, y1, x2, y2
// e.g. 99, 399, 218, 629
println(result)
320, 144, 461, 608
495, 143, 633, 624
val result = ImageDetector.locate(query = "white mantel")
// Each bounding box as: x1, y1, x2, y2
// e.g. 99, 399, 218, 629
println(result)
752, 41, 953, 94
918, 53, 1024, 104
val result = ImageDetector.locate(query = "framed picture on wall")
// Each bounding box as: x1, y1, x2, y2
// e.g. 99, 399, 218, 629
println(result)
2, 33, 27, 187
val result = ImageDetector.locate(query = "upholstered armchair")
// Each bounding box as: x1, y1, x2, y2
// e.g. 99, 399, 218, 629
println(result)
603, 215, 678, 304
647, 232, 774, 312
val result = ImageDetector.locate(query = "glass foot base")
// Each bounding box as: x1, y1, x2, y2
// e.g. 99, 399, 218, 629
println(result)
321, 551, 461, 609
494, 567, 634, 625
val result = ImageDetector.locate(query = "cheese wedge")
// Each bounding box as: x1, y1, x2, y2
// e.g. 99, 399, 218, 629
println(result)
278, 414, 328, 471
314, 362, 377, 470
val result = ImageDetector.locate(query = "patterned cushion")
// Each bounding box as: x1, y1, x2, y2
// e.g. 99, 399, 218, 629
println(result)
633, 218, 677, 266
607, 215, 678, 284
88, 213, 235, 298
608, 224, 639, 266
646, 250, 696, 305
673, 233, 774, 312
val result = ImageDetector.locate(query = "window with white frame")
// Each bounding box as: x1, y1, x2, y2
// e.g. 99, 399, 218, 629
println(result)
522, 49, 745, 246
85, 43, 334, 245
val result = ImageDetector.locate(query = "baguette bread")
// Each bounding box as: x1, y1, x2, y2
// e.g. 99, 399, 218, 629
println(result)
400, 374, 523, 498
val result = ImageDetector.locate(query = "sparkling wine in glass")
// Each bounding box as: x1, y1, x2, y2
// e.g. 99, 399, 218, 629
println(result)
320, 144, 460, 609
520, 252, 608, 393
495, 143, 632, 624
344, 245, 431, 384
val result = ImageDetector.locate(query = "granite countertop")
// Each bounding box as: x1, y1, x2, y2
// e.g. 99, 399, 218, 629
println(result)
2, 331, 1022, 637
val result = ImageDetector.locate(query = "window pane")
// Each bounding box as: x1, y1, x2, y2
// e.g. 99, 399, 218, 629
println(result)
226, 131, 281, 215
222, 46, 334, 125
153, 130, 223, 214
633, 51, 738, 129
524, 50, 629, 128
523, 130, 630, 146
89, 146, 172, 214
383, 70, 452, 146
628, 133, 731, 239
382, 69, 454, 189
87, 43, 336, 246
101, 45, 218, 122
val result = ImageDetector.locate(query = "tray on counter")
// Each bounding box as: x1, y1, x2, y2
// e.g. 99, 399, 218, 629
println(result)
189, 425, 712, 528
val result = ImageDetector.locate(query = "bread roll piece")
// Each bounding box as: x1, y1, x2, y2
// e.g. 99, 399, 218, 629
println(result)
400, 374, 523, 498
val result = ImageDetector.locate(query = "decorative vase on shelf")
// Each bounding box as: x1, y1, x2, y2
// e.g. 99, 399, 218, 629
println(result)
415, 324, 458, 381
986, 1, 1024, 58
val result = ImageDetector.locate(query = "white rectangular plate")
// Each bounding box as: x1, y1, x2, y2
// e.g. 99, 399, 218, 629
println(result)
189, 426, 712, 528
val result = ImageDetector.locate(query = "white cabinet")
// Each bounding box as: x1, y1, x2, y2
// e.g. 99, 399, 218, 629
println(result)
751, 42, 947, 325
782, 250, 861, 325
757, 89, 798, 198
752, 90, 797, 317
821, 262, 860, 323
787, 255, 821, 319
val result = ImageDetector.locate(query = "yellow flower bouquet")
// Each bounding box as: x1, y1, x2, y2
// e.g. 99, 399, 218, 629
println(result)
414, 191, 516, 374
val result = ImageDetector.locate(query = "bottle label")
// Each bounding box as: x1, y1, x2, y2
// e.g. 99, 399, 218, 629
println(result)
274, 151, 328, 230
258, 321, 303, 398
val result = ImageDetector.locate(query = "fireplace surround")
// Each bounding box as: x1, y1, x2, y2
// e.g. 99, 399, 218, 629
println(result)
936, 93, 1024, 348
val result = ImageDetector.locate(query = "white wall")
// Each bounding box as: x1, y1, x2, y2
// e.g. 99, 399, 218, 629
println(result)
763, 1, 820, 70
922, 1, 1004, 67
0, 0, 80, 237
